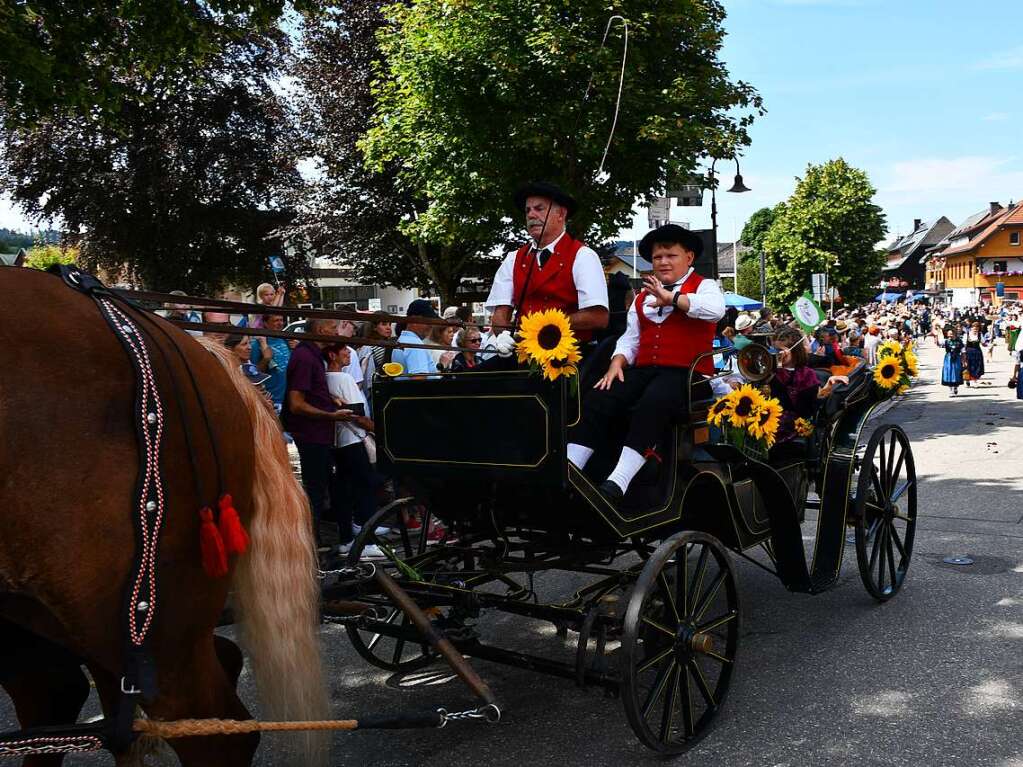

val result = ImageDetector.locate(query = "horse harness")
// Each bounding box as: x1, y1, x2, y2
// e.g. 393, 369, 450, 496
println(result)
0, 267, 229, 757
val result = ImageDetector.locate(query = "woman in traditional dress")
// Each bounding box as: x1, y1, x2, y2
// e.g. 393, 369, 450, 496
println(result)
942, 327, 964, 396
963, 321, 985, 386
1013, 347, 1023, 401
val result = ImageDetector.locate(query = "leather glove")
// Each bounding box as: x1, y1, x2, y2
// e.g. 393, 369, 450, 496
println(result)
494, 331, 516, 358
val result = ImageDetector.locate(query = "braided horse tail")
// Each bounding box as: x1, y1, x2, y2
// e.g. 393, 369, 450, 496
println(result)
201, 340, 330, 765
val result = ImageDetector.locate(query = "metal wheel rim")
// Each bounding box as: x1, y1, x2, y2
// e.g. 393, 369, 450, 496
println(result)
620, 532, 740, 754
854, 425, 917, 602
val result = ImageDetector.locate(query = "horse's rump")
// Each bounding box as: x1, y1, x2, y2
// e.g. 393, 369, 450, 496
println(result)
0, 268, 328, 765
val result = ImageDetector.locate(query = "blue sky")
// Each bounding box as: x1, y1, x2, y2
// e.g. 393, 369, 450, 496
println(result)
4, 0, 1023, 249
623, 0, 1023, 245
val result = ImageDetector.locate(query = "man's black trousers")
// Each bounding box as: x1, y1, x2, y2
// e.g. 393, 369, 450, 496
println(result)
571, 366, 705, 454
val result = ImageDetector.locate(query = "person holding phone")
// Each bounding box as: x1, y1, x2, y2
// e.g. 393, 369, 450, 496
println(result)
325, 344, 383, 558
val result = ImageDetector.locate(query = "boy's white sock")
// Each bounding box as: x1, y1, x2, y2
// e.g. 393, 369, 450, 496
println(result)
567, 443, 594, 469
606, 446, 645, 495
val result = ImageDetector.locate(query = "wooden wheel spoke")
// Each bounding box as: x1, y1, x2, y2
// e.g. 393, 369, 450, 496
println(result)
417, 510, 433, 556
638, 646, 674, 674
689, 660, 717, 707
687, 546, 709, 614
678, 545, 689, 617
867, 520, 883, 572
870, 468, 886, 506
659, 572, 680, 623
696, 611, 738, 634
681, 663, 694, 737
890, 479, 914, 503
877, 438, 888, 494
703, 649, 733, 665
876, 524, 889, 593
659, 665, 681, 743
890, 446, 906, 489
691, 570, 727, 624
885, 432, 897, 490
886, 527, 898, 586
890, 524, 908, 563
642, 617, 676, 638
642, 659, 677, 719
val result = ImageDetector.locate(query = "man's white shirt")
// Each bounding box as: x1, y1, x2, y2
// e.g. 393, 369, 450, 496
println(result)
484, 230, 608, 313
612, 268, 726, 366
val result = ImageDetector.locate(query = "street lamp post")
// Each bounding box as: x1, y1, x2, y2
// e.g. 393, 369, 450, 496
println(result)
707, 157, 750, 285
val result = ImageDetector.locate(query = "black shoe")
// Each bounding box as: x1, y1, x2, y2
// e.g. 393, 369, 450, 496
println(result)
597, 480, 624, 504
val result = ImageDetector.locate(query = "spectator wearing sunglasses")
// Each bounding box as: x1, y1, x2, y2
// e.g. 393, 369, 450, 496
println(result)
451, 328, 483, 371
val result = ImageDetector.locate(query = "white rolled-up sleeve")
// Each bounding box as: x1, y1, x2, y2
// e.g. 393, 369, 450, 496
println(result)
484, 252, 517, 312
685, 278, 726, 323
572, 246, 609, 310
612, 301, 641, 365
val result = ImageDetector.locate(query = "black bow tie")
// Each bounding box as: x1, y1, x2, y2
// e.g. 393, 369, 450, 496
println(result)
656, 281, 682, 316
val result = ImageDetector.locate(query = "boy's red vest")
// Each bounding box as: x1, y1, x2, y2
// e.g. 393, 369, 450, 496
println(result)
634, 270, 716, 375
511, 233, 593, 341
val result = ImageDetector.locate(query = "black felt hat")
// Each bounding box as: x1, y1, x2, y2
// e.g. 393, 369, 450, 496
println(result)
513, 181, 578, 218
639, 224, 704, 260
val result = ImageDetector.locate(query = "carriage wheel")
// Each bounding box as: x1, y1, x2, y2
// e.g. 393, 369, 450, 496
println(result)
345, 499, 437, 671
853, 424, 917, 602
621, 532, 740, 754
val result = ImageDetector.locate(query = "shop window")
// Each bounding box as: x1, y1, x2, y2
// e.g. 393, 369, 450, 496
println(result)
1010, 232, 1020, 246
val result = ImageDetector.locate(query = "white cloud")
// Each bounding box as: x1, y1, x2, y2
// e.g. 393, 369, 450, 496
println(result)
881, 156, 1023, 197
975, 46, 1023, 71
982, 112, 1010, 122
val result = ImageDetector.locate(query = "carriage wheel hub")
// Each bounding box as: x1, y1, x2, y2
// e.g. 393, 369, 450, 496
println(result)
674, 625, 712, 660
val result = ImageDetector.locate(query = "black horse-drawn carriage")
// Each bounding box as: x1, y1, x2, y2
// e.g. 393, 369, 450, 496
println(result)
324, 344, 917, 753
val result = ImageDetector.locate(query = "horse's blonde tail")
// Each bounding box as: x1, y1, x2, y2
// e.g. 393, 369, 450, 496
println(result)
202, 341, 330, 766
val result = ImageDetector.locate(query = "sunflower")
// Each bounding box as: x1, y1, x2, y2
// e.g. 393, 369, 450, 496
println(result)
903, 349, 919, 377
873, 357, 903, 389
794, 417, 815, 438
728, 384, 765, 428
749, 398, 782, 442
708, 393, 736, 427
541, 355, 579, 381
897, 383, 910, 395
518, 309, 578, 365
381, 362, 405, 377
877, 340, 903, 359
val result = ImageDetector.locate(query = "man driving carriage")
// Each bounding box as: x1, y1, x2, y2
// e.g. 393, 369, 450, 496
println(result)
484, 181, 608, 357
567, 224, 725, 502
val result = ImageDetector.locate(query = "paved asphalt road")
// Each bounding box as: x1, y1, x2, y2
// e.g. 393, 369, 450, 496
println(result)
4, 338, 1022, 766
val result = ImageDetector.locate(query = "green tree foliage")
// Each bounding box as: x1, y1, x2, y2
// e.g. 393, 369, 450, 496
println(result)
0, 228, 32, 253
739, 206, 777, 263
0, 0, 304, 125
735, 257, 761, 300
360, 0, 762, 291
762, 158, 886, 309
24, 243, 77, 270
0, 31, 303, 292
286, 1, 498, 306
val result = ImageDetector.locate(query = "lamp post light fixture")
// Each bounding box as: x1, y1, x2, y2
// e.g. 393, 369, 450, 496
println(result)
707, 157, 750, 285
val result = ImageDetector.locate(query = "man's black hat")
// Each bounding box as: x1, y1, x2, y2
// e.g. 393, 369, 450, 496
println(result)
406, 298, 440, 319
513, 181, 578, 218
639, 224, 704, 260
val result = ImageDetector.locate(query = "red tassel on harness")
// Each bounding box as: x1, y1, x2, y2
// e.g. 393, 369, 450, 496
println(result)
199, 507, 228, 578
217, 494, 250, 556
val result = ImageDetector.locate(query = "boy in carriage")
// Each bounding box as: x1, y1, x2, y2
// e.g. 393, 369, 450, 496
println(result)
568, 224, 725, 502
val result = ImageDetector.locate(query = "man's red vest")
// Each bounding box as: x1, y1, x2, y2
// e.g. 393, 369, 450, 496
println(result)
511, 232, 592, 341
634, 270, 716, 375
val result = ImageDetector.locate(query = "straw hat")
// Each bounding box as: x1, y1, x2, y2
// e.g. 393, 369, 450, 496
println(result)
735, 314, 756, 332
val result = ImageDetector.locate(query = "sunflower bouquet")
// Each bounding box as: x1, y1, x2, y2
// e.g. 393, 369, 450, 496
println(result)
707, 384, 783, 461
873, 339, 917, 398
516, 309, 582, 390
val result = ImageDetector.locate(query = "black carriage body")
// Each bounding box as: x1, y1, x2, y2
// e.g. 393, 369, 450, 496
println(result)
347, 360, 917, 755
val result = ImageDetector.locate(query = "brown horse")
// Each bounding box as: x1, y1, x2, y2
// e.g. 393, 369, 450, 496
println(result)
0, 268, 329, 766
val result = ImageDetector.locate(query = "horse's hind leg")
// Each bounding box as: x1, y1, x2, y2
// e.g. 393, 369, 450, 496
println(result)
92, 636, 259, 767
0, 623, 90, 767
